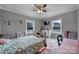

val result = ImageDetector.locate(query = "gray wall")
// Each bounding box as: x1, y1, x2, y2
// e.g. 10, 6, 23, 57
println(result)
0, 9, 41, 37
50, 10, 78, 33
44, 10, 78, 39
0, 11, 1, 33
0, 9, 78, 39
78, 8, 79, 40
0, 10, 2, 33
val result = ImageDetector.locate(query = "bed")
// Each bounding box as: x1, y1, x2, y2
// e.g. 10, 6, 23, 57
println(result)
0, 35, 47, 54
58, 38, 79, 54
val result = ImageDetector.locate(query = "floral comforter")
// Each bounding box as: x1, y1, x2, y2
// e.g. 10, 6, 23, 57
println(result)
0, 35, 45, 54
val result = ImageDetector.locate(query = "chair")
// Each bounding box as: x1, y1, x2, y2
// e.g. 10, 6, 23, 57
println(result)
57, 35, 63, 46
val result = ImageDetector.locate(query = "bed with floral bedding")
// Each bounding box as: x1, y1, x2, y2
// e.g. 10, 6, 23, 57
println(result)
0, 35, 47, 54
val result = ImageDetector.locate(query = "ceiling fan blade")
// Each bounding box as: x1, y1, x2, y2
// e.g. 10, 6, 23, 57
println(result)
42, 10, 47, 12
34, 4, 41, 9
34, 4, 38, 8
43, 4, 47, 8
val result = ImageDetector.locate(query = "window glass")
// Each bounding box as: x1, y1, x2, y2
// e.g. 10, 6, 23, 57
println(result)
51, 19, 62, 33
26, 20, 35, 34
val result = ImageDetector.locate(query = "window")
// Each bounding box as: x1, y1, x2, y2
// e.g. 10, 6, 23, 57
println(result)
26, 20, 35, 33
51, 19, 62, 33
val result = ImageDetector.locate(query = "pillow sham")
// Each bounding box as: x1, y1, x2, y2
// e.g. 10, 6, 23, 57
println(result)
0, 39, 6, 45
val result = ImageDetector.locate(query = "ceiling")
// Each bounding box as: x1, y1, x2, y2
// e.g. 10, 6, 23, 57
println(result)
0, 4, 79, 19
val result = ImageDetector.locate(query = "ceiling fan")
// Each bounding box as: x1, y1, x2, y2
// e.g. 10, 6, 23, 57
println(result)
33, 4, 47, 14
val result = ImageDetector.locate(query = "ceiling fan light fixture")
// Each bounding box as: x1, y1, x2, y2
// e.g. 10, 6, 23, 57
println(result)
37, 10, 43, 14
33, 4, 47, 14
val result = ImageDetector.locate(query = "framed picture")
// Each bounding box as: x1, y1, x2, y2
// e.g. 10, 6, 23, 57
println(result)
18, 20, 22, 24
5, 20, 12, 25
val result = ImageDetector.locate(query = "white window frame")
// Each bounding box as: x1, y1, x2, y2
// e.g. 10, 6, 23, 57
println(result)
26, 20, 35, 34
51, 19, 62, 34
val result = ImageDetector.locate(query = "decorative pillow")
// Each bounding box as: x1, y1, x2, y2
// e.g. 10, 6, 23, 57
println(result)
33, 32, 45, 37
0, 39, 6, 45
